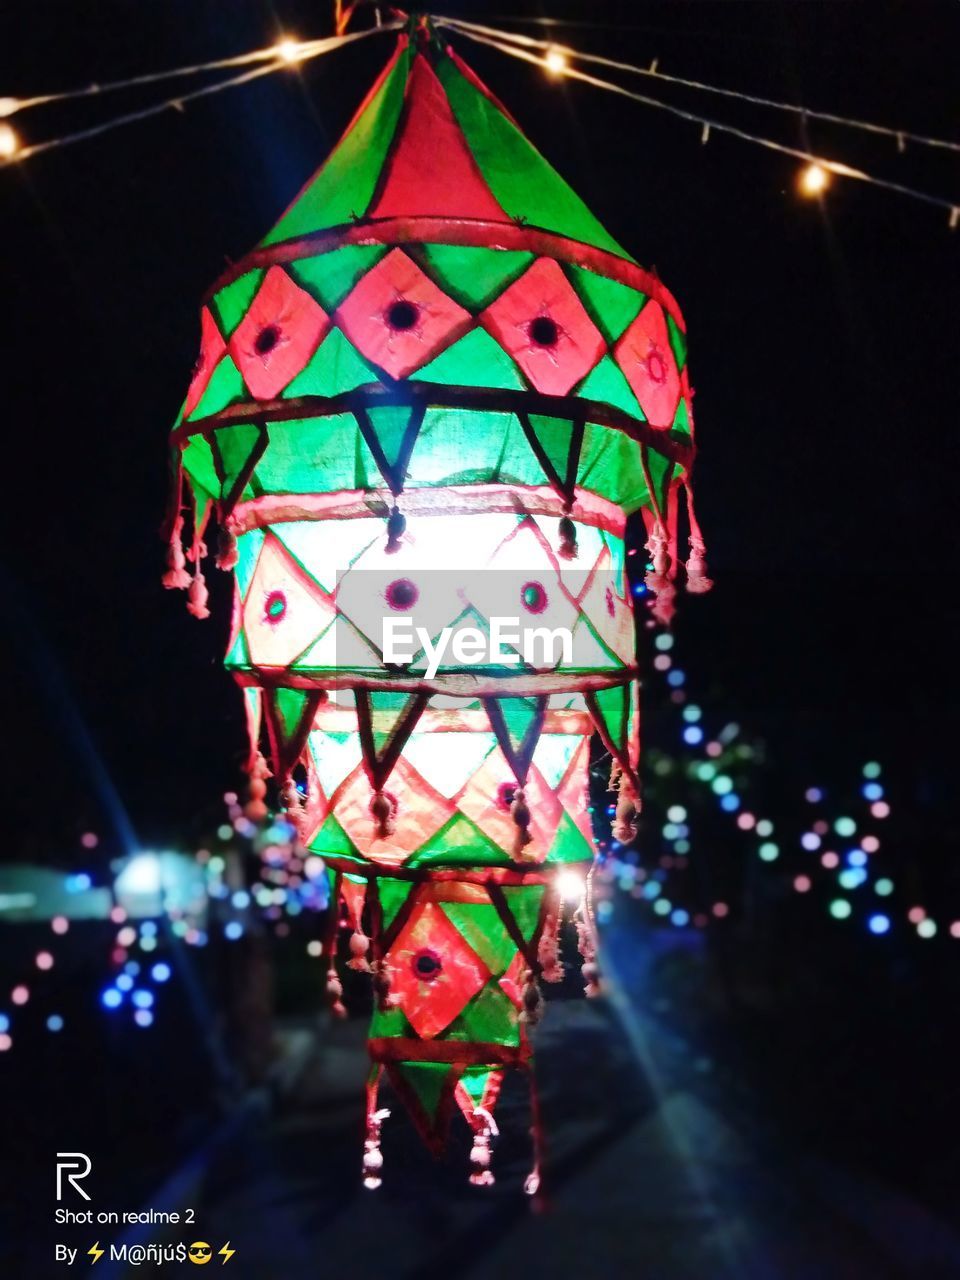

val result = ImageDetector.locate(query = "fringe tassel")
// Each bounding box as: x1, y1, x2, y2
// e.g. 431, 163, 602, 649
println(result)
245, 751, 270, 822
683, 478, 713, 593
363, 1104, 390, 1191
468, 1107, 499, 1188
575, 877, 602, 998
371, 790, 396, 838
520, 969, 544, 1025
611, 766, 640, 844
511, 787, 534, 859
216, 525, 239, 571
371, 958, 396, 1011
280, 775, 305, 838
557, 511, 578, 561
325, 968, 347, 1019
537, 901, 564, 983
347, 929, 372, 973
162, 514, 191, 590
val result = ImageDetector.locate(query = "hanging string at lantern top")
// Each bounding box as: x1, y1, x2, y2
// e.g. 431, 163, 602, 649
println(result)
432, 17, 960, 223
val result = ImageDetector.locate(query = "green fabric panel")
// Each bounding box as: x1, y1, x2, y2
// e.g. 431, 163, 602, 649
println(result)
410, 326, 526, 391
214, 422, 262, 495
499, 696, 540, 758
370, 999, 414, 1039
444, 981, 518, 1046
273, 687, 312, 740
367, 405, 418, 474
594, 682, 627, 747
307, 812, 357, 857
576, 356, 644, 420
393, 1062, 452, 1123
577, 423, 648, 512
378, 878, 413, 931
283, 328, 381, 399
211, 270, 265, 337
437, 57, 631, 259
224, 628, 249, 669
408, 409, 540, 489
458, 1064, 495, 1105
419, 244, 534, 309
182, 435, 221, 497
407, 813, 511, 869
235, 528, 266, 599
666, 312, 688, 371
440, 902, 515, 976
187, 354, 247, 421
261, 44, 413, 246
288, 244, 388, 310
500, 884, 545, 942
368, 690, 420, 755
253, 415, 379, 493
527, 414, 576, 483
546, 810, 596, 864
567, 265, 645, 342
671, 396, 691, 437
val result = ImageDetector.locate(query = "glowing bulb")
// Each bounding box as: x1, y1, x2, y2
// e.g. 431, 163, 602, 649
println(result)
556, 871, 585, 903
544, 47, 569, 76
0, 124, 20, 160
799, 162, 830, 196
276, 37, 306, 64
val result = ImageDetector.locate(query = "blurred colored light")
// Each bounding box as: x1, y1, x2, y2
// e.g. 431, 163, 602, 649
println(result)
682, 705, 702, 723
839, 869, 866, 890
834, 817, 857, 837
46, 1014, 64, 1032
667, 805, 687, 823
231, 890, 251, 909
11, 986, 29, 1006
863, 761, 882, 779
51, 916, 69, 935
101, 988, 123, 1009
868, 914, 890, 935
829, 899, 852, 920
862, 835, 880, 853
801, 833, 820, 851
917, 919, 937, 939
151, 963, 172, 983
794, 875, 812, 893
871, 801, 890, 819
0, 1013, 9, 1032
711, 776, 733, 795
0, 1034, 11, 1052
713, 902, 729, 918
134, 1009, 154, 1027
907, 906, 925, 924
224, 922, 244, 941
667, 670, 685, 687
671, 909, 690, 927
35, 951, 54, 971
654, 633, 673, 651
653, 898, 672, 916
805, 787, 823, 803
821, 852, 839, 869
116, 974, 134, 992
737, 812, 756, 830
132, 990, 154, 1010
848, 850, 867, 867
755, 819, 773, 837
720, 793, 740, 812
950, 922, 960, 939
654, 654, 671, 671
862, 783, 883, 801
874, 878, 894, 896
683, 726, 704, 745
758, 842, 779, 862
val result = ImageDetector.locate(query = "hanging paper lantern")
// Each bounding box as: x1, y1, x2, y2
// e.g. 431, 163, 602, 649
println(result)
164, 17, 706, 1191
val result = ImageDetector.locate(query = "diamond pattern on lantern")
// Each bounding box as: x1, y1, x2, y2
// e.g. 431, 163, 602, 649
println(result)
479, 257, 605, 396
241, 535, 336, 669
387, 900, 491, 1039
614, 300, 681, 428
335, 247, 472, 379
229, 265, 330, 400
184, 308, 227, 417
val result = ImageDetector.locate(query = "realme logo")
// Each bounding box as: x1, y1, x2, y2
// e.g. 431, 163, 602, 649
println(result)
56, 1153, 92, 1201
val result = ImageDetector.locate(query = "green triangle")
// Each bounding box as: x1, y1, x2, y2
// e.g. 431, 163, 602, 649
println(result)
411, 326, 526, 391
671, 395, 691, 438
567, 265, 645, 343
213, 421, 263, 499
440, 901, 515, 976
307, 812, 357, 858
224, 627, 249, 670
494, 696, 541, 765
444, 981, 519, 1046
546, 810, 595, 864
366, 405, 418, 474
370, 998, 415, 1039
526, 414, 577, 487
593, 683, 628, 750
182, 435, 220, 498
578, 356, 644, 420
262, 42, 413, 245
271, 688, 314, 742
283, 328, 380, 399
187, 354, 247, 421
367, 690, 423, 757
501, 884, 545, 942
288, 244, 388, 310
378, 878, 413, 931
420, 244, 534, 310
458, 1064, 496, 1106
408, 813, 510, 869
393, 1061, 453, 1125
211, 269, 265, 337
666, 312, 688, 371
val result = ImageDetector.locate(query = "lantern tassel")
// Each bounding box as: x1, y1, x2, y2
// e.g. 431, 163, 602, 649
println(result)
216, 524, 239, 571
363, 1104, 390, 1191
683, 478, 713, 592
162, 514, 192, 590
245, 751, 270, 822
510, 787, 534, 859
385, 504, 406, 554
468, 1107, 499, 1187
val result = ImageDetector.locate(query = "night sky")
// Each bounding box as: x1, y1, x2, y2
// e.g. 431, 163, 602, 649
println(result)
3, 1, 958, 867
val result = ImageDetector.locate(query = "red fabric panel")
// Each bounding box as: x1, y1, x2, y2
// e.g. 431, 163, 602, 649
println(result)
371, 54, 506, 221
229, 266, 329, 400
184, 307, 226, 417
615, 300, 682, 429
479, 257, 605, 396
386, 900, 490, 1039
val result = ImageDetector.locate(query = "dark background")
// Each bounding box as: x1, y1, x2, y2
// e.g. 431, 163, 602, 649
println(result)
2, 3, 960, 1272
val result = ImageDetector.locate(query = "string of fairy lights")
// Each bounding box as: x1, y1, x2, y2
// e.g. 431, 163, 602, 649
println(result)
1, 14, 957, 223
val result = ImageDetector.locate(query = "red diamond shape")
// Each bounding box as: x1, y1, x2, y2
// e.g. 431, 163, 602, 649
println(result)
184, 307, 226, 417
335, 247, 472, 379
229, 265, 330, 400
387, 900, 490, 1039
614, 300, 681, 427
479, 257, 605, 396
